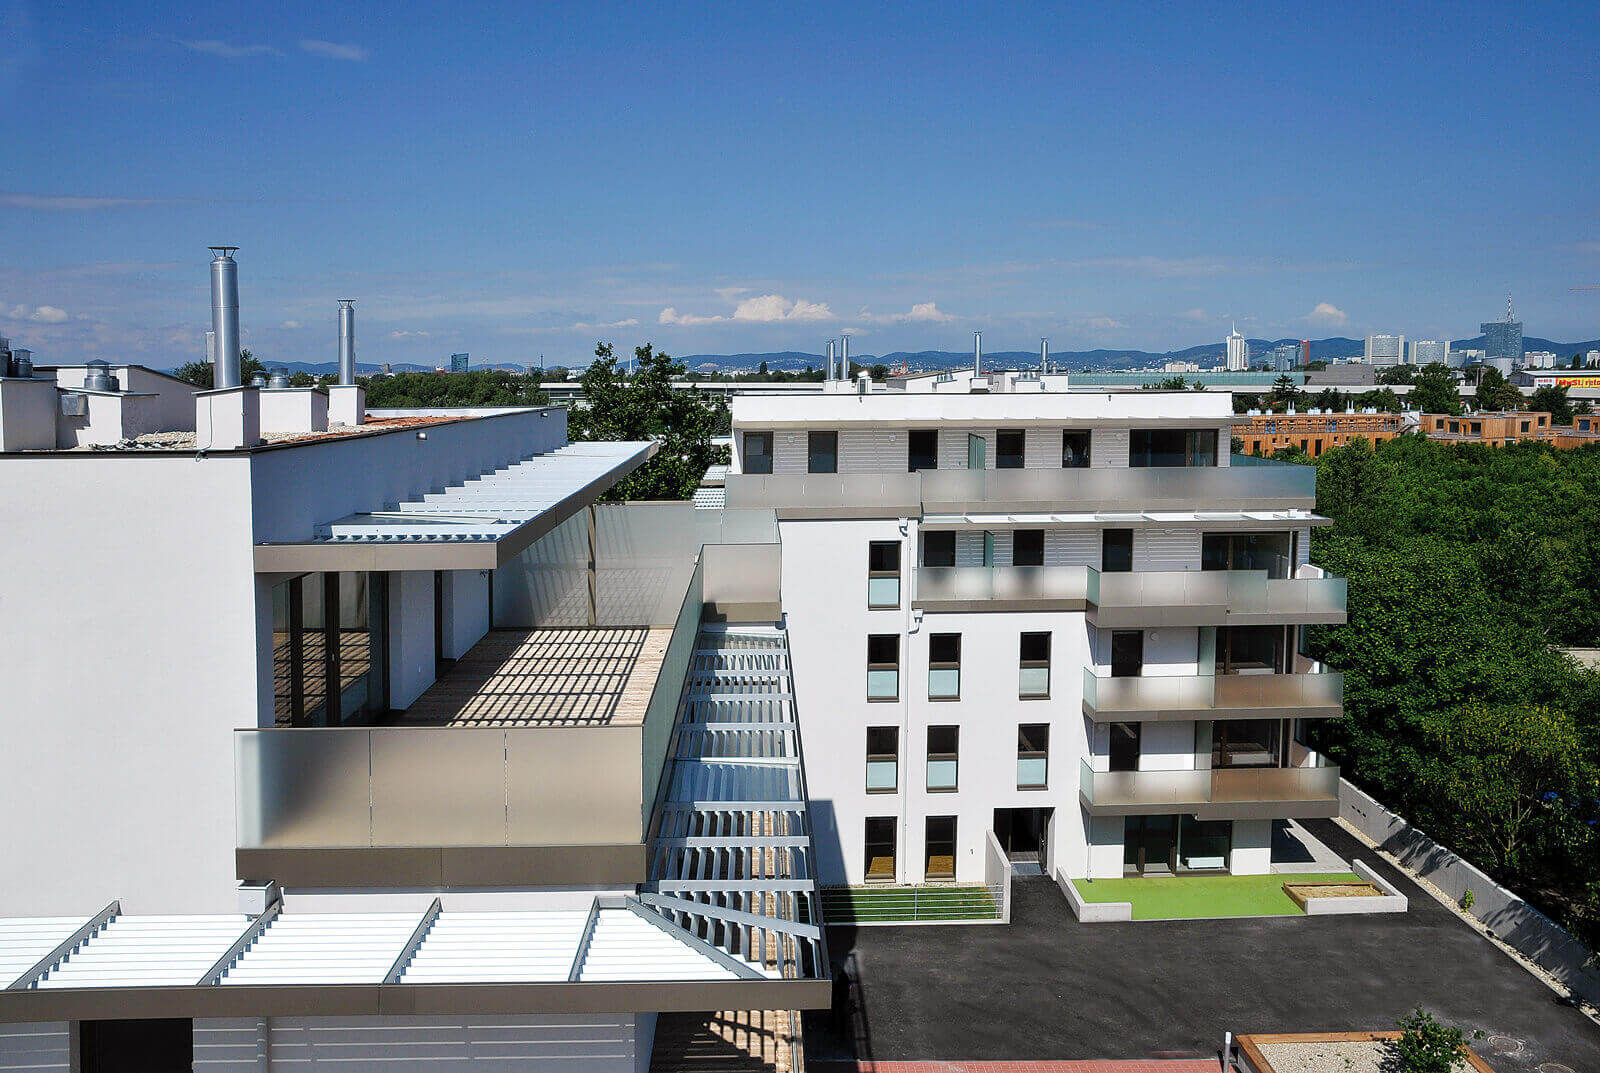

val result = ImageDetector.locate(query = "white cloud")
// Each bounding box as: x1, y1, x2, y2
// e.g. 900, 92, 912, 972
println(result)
300, 40, 368, 62
5, 304, 69, 323
858, 301, 958, 325
1305, 301, 1349, 327
713, 287, 751, 301
182, 40, 283, 58
280, 320, 301, 329
568, 318, 639, 331
1083, 316, 1125, 331
660, 294, 834, 326
388, 329, 433, 339
1178, 308, 1210, 322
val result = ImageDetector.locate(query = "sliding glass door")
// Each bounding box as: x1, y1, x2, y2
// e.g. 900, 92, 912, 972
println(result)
270, 571, 389, 726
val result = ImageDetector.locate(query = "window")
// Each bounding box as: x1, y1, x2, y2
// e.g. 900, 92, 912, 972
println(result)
864, 817, 897, 882
1017, 724, 1049, 789
270, 571, 388, 727
866, 727, 899, 793
1102, 528, 1133, 573
1520, 420, 1530, 433
967, 433, 986, 469
1216, 625, 1286, 674
867, 634, 900, 700
908, 429, 939, 471
996, 429, 1025, 469
928, 633, 961, 699
982, 530, 996, 567
1110, 630, 1143, 677
922, 530, 956, 567
924, 816, 957, 880
1212, 718, 1284, 768
1013, 529, 1044, 567
1062, 429, 1091, 468
1019, 631, 1051, 697
1129, 428, 1217, 467
807, 431, 838, 473
1202, 532, 1291, 578
1470, 422, 1482, 435
867, 541, 901, 608
926, 726, 959, 791
1314, 439, 1323, 455
1178, 816, 1231, 872
742, 431, 773, 475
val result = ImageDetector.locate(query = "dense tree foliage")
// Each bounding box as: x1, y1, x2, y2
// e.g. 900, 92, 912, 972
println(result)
1529, 384, 1574, 425
1472, 367, 1524, 411
173, 349, 264, 388
362, 370, 549, 408
568, 343, 727, 501
1408, 363, 1462, 415
1301, 435, 1600, 946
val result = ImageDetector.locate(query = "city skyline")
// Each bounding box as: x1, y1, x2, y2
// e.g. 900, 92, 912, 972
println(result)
2, 1, 1598, 369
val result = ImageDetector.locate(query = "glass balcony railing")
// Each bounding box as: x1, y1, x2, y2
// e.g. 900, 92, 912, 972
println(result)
1082, 669, 1344, 718
915, 565, 1092, 606
1079, 758, 1340, 813
1089, 568, 1346, 625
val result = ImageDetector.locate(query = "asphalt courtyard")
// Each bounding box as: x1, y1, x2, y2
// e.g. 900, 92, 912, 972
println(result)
803, 820, 1600, 1073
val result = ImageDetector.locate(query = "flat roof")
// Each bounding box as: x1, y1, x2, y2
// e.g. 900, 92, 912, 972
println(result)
402, 627, 671, 727
731, 390, 1235, 428
253, 439, 657, 571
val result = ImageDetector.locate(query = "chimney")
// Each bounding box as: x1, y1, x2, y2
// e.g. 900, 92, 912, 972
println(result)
337, 300, 356, 385
1040, 337, 1049, 374
208, 247, 242, 389
973, 332, 982, 376
841, 336, 849, 379
827, 339, 835, 381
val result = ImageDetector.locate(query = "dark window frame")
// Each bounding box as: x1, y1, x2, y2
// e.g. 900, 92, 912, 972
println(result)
926, 725, 960, 792
1012, 528, 1045, 566
742, 430, 774, 474
1017, 723, 1050, 789
807, 430, 838, 474
1019, 631, 1051, 698
907, 428, 939, 472
866, 726, 900, 794
996, 429, 1026, 469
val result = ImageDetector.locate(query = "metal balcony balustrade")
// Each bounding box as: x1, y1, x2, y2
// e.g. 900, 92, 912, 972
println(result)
1078, 757, 1340, 820
1081, 668, 1344, 721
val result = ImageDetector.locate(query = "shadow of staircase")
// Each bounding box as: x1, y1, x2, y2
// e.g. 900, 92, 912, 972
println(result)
650, 1010, 798, 1073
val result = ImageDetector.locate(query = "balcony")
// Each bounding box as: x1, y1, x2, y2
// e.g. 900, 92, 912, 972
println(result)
724, 463, 1316, 519
1078, 758, 1340, 820
914, 565, 1091, 611
1082, 669, 1344, 721
1088, 567, 1347, 627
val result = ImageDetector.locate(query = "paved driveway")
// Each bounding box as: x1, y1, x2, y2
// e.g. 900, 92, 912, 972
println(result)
803, 820, 1600, 1073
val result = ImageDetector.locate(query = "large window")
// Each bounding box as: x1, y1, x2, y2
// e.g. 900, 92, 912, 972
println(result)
1019, 631, 1051, 697
1211, 719, 1284, 768
926, 726, 959, 791
1013, 529, 1044, 566
1062, 429, 1091, 468
928, 633, 961, 699
865, 817, 897, 882
1102, 528, 1134, 573
867, 634, 900, 700
868, 541, 902, 608
1130, 428, 1218, 468
921, 530, 956, 567
1017, 724, 1049, 789
925, 816, 957, 880
1216, 626, 1286, 674
908, 429, 939, 471
742, 431, 773, 474
1110, 630, 1144, 677
270, 572, 388, 726
808, 431, 838, 473
996, 429, 1025, 469
866, 727, 899, 793
1202, 532, 1291, 578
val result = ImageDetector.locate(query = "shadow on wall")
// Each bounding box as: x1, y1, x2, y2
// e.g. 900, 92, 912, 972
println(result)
801, 798, 875, 1062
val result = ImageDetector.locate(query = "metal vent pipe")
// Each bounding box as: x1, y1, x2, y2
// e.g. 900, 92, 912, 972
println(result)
841, 336, 849, 378
337, 300, 356, 385
974, 332, 982, 376
208, 247, 242, 389
826, 340, 835, 381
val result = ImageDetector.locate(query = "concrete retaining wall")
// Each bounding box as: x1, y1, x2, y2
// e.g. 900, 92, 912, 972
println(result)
1057, 870, 1132, 922
1340, 777, 1600, 1003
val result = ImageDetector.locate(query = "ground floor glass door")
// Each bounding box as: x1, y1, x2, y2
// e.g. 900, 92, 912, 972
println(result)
1123, 815, 1178, 875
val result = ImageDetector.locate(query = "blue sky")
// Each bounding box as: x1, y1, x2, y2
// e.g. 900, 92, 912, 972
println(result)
2, 0, 1598, 368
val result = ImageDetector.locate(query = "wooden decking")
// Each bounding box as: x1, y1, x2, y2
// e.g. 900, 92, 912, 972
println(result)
403, 627, 671, 727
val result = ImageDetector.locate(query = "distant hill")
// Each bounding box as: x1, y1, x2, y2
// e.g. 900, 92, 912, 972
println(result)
1451, 336, 1600, 355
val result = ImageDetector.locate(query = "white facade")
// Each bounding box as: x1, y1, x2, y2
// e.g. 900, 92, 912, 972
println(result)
1226, 328, 1250, 371
1364, 334, 1405, 366
1409, 339, 1449, 365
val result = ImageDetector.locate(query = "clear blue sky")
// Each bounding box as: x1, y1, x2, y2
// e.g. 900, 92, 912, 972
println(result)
2, 0, 1597, 368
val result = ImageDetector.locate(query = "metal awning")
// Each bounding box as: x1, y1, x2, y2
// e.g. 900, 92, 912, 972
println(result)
0, 895, 821, 1022
919, 507, 1329, 530
253, 440, 657, 572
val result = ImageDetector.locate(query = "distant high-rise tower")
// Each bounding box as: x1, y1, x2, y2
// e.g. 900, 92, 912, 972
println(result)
1409, 339, 1450, 366
450, 352, 470, 374
1225, 325, 1249, 371
1300, 340, 1310, 367
1272, 343, 1298, 372
1480, 296, 1523, 364
1364, 333, 1405, 366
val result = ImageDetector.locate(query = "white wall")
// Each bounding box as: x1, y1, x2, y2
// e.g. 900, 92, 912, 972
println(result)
1232, 818, 1272, 875
0, 1023, 69, 1073
442, 570, 491, 660
390, 570, 438, 710
193, 1014, 653, 1072
0, 456, 259, 914
1086, 815, 1125, 880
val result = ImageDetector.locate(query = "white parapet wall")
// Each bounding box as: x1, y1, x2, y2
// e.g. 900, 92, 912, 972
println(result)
1056, 869, 1132, 923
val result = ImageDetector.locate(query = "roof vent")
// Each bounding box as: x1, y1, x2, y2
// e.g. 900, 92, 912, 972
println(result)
268, 368, 291, 389
251, 372, 269, 388
84, 360, 112, 392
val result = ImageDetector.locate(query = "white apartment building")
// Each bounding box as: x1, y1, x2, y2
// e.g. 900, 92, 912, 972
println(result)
1364, 334, 1405, 367
0, 257, 826, 1071
725, 372, 1346, 889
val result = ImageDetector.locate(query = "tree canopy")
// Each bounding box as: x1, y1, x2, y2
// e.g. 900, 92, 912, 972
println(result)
1473, 366, 1523, 412
173, 349, 264, 388
1408, 362, 1461, 415
362, 370, 548, 408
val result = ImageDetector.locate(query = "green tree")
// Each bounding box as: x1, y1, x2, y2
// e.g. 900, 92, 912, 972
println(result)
1409, 363, 1461, 415
1474, 367, 1523, 411
1528, 384, 1574, 425
363, 370, 548, 408
569, 342, 727, 500
1312, 387, 1346, 412
1353, 387, 1403, 413
1265, 375, 1304, 412
174, 348, 264, 388
1378, 365, 1418, 386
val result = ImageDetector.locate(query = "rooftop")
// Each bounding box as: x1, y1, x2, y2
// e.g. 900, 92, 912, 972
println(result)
402, 627, 671, 727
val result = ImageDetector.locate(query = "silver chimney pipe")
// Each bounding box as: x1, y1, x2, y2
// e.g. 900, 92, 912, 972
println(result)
974, 332, 982, 376
337, 300, 356, 385
826, 340, 835, 381
841, 336, 850, 379
1041, 337, 1049, 374
208, 247, 242, 389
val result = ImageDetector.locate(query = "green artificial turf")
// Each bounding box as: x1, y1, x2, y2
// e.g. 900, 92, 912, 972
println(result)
1071, 871, 1363, 920
821, 886, 999, 922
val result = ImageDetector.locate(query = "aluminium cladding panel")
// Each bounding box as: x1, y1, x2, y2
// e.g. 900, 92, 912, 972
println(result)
0, 1021, 69, 1073
0, 455, 260, 915
236, 729, 374, 849
193, 1013, 655, 1073
506, 728, 645, 846
371, 730, 509, 846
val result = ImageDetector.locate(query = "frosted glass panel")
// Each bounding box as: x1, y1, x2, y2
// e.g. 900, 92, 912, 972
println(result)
928, 668, 961, 699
